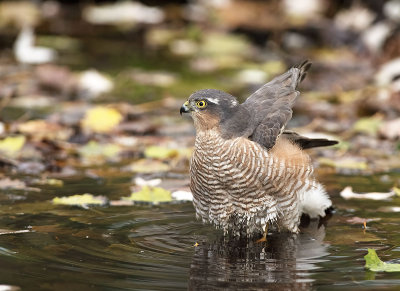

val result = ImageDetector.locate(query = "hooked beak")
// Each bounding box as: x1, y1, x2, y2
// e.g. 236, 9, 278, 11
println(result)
180, 101, 190, 115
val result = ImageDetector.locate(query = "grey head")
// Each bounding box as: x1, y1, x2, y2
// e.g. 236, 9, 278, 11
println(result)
180, 89, 252, 138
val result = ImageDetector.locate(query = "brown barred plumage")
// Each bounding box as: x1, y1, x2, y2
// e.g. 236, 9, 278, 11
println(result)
180, 61, 336, 237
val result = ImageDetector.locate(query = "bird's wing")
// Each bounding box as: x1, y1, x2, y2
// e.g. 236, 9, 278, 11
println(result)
281, 131, 338, 149
241, 60, 311, 149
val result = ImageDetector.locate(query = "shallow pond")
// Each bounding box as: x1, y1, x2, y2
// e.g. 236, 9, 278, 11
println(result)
0, 172, 400, 290
1, 15, 400, 290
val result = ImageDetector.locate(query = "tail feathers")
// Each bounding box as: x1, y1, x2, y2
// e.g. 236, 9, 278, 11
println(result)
301, 183, 332, 218
294, 60, 312, 86
282, 131, 339, 149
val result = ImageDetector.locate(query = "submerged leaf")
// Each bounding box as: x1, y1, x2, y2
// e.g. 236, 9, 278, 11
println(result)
123, 186, 172, 204
52, 194, 107, 207
81, 106, 123, 133
365, 249, 400, 272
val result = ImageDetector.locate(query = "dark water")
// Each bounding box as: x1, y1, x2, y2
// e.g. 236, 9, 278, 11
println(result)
0, 173, 400, 290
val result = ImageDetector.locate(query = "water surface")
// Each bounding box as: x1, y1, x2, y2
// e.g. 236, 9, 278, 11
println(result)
0, 173, 399, 290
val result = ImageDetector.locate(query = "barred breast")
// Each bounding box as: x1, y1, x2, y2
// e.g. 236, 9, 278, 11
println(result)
190, 129, 318, 236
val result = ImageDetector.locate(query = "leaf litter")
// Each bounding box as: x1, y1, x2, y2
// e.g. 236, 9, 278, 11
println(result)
365, 249, 400, 272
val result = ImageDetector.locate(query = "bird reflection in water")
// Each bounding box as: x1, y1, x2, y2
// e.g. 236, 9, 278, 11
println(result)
189, 214, 331, 290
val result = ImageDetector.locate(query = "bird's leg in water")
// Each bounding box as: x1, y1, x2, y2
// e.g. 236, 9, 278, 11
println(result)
256, 223, 269, 243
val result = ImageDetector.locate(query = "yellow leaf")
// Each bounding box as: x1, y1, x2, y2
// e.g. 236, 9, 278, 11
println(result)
319, 157, 368, 170
394, 186, 400, 197
144, 146, 179, 159
52, 194, 107, 207
262, 60, 286, 76
33, 178, 64, 187
0, 135, 26, 157
201, 33, 250, 57
129, 159, 170, 173
353, 117, 383, 136
123, 186, 172, 204
79, 141, 121, 160
81, 106, 123, 133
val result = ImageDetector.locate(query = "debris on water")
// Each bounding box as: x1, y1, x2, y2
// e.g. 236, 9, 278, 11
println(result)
0, 178, 40, 192
340, 186, 395, 200
365, 249, 400, 272
171, 190, 193, 202
134, 177, 162, 187
52, 194, 108, 208
0, 229, 31, 236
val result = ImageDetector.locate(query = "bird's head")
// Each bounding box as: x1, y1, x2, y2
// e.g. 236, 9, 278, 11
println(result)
180, 89, 239, 131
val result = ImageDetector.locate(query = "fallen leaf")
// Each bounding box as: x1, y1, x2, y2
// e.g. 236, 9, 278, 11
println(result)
261, 60, 286, 76
0, 178, 40, 192
365, 249, 400, 272
81, 106, 123, 133
353, 116, 383, 136
340, 186, 395, 200
319, 157, 368, 170
128, 159, 171, 173
144, 146, 179, 159
0, 135, 26, 158
18, 120, 72, 141
201, 32, 250, 58
32, 178, 64, 187
122, 186, 172, 204
52, 194, 107, 207
78, 141, 122, 163
109, 200, 134, 206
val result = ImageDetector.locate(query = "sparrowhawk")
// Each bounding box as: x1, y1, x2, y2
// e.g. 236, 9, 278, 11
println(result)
180, 61, 337, 237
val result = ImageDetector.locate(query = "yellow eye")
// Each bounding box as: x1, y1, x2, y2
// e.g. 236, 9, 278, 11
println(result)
196, 100, 207, 108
